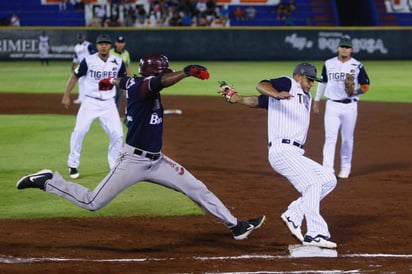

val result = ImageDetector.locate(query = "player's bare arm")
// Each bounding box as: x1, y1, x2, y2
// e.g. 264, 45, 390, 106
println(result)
232, 94, 259, 107
218, 81, 259, 107
314, 81, 327, 115
62, 74, 79, 109
256, 81, 293, 99
160, 71, 187, 87
100, 64, 209, 95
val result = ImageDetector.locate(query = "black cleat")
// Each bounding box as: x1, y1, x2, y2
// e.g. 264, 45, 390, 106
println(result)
69, 167, 79, 179
231, 215, 265, 240
16, 169, 53, 190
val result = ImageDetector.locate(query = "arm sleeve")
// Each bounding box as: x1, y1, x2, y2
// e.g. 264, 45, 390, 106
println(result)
119, 76, 163, 96
119, 76, 131, 90
257, 95, 269, 109
118, 62, 127, 78
147, 75, 163, 93
88, 44, 97, 54
73, 52, 78, 63
74, 59, 87, 77
315, 82, 326, 101
262, 77, 291, 93
314, 65, 327, 101
358, 64, 370, 85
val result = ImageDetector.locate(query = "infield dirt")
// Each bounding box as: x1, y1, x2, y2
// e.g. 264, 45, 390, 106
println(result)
0, 94, 411, 273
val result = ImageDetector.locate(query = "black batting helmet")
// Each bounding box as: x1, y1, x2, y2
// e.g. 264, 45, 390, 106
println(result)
138, 54, 172, 76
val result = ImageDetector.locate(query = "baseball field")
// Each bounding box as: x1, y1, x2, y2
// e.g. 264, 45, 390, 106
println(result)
0, 60, 411, 272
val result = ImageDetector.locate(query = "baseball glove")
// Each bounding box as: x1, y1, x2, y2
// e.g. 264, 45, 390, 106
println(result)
98, 78, 114, 91
344, 73, 355, 96
218, 81, 237, 103
183, 65, 210, 80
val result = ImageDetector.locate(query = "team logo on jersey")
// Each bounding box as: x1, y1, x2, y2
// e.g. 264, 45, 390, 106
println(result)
297, 93, 310, 110
125, 77, 135, 89
89, 70, 118, 80
149, 113, 162, 125
328, 72, 347, 81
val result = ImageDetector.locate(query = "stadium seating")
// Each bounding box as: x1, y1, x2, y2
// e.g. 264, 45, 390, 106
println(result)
374, 0, 412, 26
228, 0, 335, 26
0, 0, 411, 27
0, 1, 85, 26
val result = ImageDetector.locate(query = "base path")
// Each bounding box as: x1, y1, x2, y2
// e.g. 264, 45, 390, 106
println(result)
0, 94, 411, 273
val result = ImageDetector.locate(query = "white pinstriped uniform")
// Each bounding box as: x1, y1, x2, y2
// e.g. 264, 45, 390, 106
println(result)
265, 76, 337, 239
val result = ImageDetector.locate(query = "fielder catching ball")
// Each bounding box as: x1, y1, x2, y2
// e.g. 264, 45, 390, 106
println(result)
219, 63, 337, 249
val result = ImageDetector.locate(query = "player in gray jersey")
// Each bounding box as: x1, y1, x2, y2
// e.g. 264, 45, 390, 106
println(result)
219, 63, 338, 249
16, 54, 265, 241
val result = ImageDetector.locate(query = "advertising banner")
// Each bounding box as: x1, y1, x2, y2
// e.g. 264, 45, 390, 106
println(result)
0, 28, 410, 61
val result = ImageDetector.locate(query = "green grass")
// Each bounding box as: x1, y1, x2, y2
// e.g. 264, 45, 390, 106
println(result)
1, 60, 412, 102
0, 115, 203, 219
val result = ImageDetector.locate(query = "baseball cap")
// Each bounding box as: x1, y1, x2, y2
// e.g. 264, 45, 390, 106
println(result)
77, 33, 85, 40
293, 63, 322, 82
96, 34, 112, 44
338, 35, 353, 48
116, 36, 125, 43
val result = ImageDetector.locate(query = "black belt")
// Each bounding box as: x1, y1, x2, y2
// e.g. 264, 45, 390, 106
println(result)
282, 139, 304, 148
134, 148, 161, 161
268, 139, 304, 149
332, 98, 358, 104
86, 95, 114, 101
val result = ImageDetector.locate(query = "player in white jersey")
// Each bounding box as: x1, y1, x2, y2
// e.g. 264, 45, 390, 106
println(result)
38, 31, 50, 66
219, 63, 338, 249
62, 34, 127, 179
314, 36, 370, 179
72, 33, 96, 104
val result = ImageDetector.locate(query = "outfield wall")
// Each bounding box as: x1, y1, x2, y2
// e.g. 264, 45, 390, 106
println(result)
1, 27, 411, 61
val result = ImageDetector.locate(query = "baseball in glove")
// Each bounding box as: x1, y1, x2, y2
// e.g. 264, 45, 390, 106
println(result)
218, 81, 237, 103
344, 73, 355, 96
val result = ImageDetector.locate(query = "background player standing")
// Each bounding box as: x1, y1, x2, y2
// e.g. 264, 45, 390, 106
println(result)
38, 30, 51, 66
72, 33, 96, 104
313, 36, 370, 179
62, 34, 126, 179
16, 53, 265, 241
109, 35, 131, 112
219, 63, 337, 249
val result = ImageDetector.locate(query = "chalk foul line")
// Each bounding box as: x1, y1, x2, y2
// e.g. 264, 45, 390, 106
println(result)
1, 253, 411, 264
